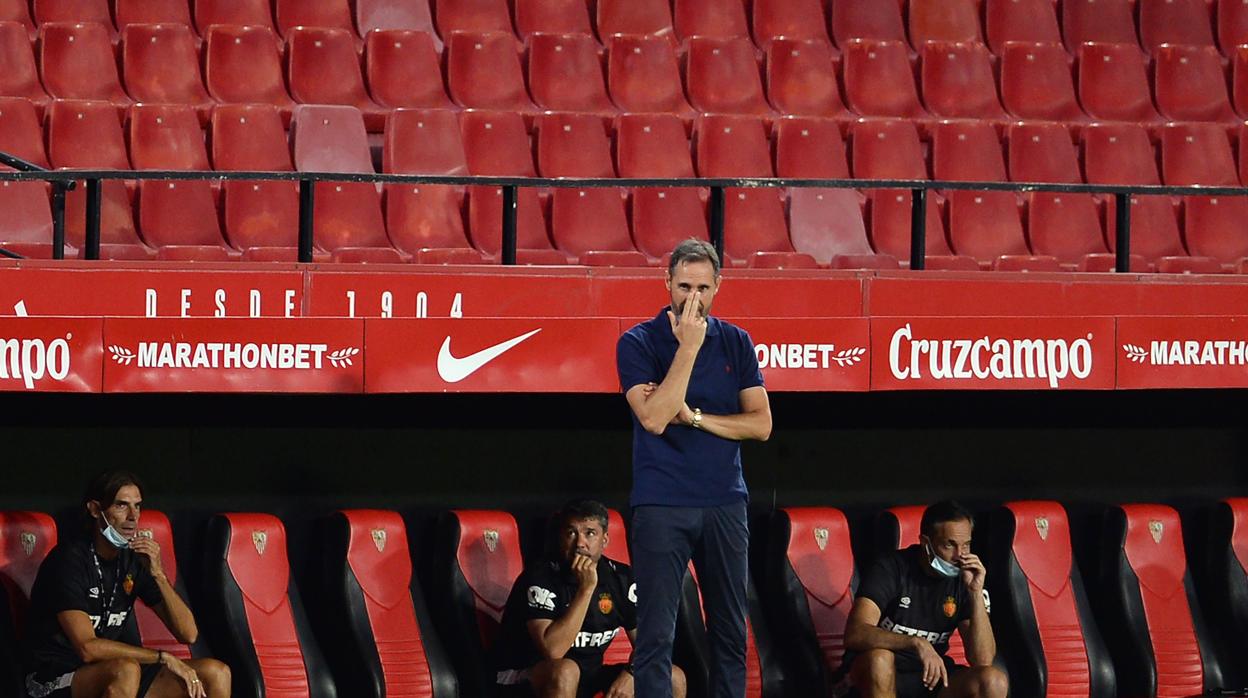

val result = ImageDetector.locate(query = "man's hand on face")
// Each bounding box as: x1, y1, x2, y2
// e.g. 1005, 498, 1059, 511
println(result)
958, 553, 986, 594
667, 291, 708, 353
129, 535, 164, 579
571, 552, 598, 592
604, 668, 634, 698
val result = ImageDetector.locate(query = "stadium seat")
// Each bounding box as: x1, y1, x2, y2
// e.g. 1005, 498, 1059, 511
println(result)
275, 0, 356, 39
985, 502, 1116, 698
446, 31, 536, 114
1098, 504, 1228, 697
1232, 46, 1248, 117
211, 103, 300, 252
0, 180, 54, 255
291, 105, 392, 254
1160, 123, 1248, 265
357, 0, 439, 49
203, 513, 336, 698
528, 32, 617, 117
598, 509, 634, 669
909, 0, 982, 46
1062, 0, 1140, 53
843, 39, 929, 119
674, 0, 749, 41
366, 29, 452, 110
596, 0, 674, 41
434, 509, 524, 698
931, 120, 1030, 267
766, 507, 857, 696
1006, 122, 1107, 265
1082, 123, 1185, 261
985, 0, 1062, 54
0, 21, 50, 114
831, 0, 905, 45
130, 103, 229, 251
607, 34, 696, 121
0, 97, 48, 168
1200, 498, 1248, 686
287, 27, 387, 132
751, 0, 830, 50
39, 22, 132, 105
1155, 44, 1237, 123
695, 114, 795, 262
435, 0, 513, 36
32, 0, 113, 35
766, 38, 850, 119
514, 0, 592, 40
1077, 43, 1163, 124
686, 36, 774, 117
678, 566, 781, 698
536, 112, 642, 264
0, 0, 33, 37
204, 25, 294, 116
195, 0, 274, 33
1219, 0, 1248, 55
460, 109, 558, 260
121, 24, 212, 120
920, 41, 1007, 120
1139, 0, 1216, 55
999, 42, 1088, 123
114, 0, 192, 30
0, 512, 56, 697
325, 510, 457, 698
132, 510, 194, 660
615, 112, 709, 260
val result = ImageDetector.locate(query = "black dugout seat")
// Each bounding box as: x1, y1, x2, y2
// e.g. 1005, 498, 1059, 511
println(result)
766, 507, 856, 697
434, 509, 524, 698
204, 513, 336, 698
678, 566, 785, 697
986, 501, 1115, 698
132, 510, 195, 659
0, 511, 57, 697
1099, 504, 1225, 698
1201, 498, 1248, 686
324, 509, 456, 698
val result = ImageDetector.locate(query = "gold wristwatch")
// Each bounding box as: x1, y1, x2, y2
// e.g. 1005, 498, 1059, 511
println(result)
691, 408, 703, 429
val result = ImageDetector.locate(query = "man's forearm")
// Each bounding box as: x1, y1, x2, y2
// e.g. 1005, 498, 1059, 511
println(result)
962, 598, 995, 666
537, 589, 594, 659
696, 409, 772, 442
845, 623, 921, 654
153, 574, 198, 644
636, 348, 698, 433
78, 637, 161, 665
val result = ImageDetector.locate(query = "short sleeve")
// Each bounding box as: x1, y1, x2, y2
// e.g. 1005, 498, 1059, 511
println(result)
40, 548, 91, 615
619, 566, 638, 631
735, 329, 764, 391
959, 587, 989, 623
515, 569, 562, 623
857, 555, 900, 613
617, 329, 658, 394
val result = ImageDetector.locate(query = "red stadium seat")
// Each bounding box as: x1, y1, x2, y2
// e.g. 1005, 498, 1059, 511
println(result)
766, 38, 849, 118
1007, 122, 1107, 264
1000, 42, 1087, 123
1062, 0, 1140, 53
986, 502, 1116, 698
607, 34, 696, 120
1161, 122, 1248, 265
1155, 44, 1236, 123
921, 41, 1007, 120
0, 0, 33, 37
674, 0, 749, 41
366, 29, 452, 110
767, 508, 856, 695
326, 510, 456, 698
536, 112, 639, 263
0, 97, 48, 168
752, 0, 830, 50
0, 512, 56, 696
194, 0, 274, 33
132, 511, 193, 660
32, 0, 113, 34
514, 0, 591, 41
1201, 498, 1248, 677
357, 0, 439, 50
115, 0, 192, 30
0, 21, 49, 115
435, 0, 513, 36
204, 25, 294, 115
1219, 0, 1248, 55
291, 105, 391, 252
831, 0, 905, 45
435, 510, 524, 698
596, 0, 674, 41
288, 27, 386, 131
909, 0, 982, 46
679, 566, 781, 698
0, 181, 54, 253
122, 24, 212, 120
695, 114, 794, 261
1099, 505, 1229, 697
211, 103, 300, 251
446, 31, 536, 114
528, 32, 617, 117
686, 36, 774, 117
843, 38, 929, 119
599, 509, 634, 666
1083, 123, 1185, 261
203, 514, 336, 698
274, 0, 355, 39
1140, 0, 1216, 55
1077, 43, 1163, 124
931, 120, 1029, 266
39, 22, 132, 105
985, 0, 1062, 54
1233, 46, 1248, 117
615, 112, 708, 260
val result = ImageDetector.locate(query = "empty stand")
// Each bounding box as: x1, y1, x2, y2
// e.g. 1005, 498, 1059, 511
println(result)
39, 22, 131, 105
843, 39, 928, 119
275, 0, 356, 38
435, 0, 513, 36
366, 30, 453, 110
115, 0, 192, 29
195, 0, 275, 32
32, 0, 113, 33
132, 510, 193, 660
1139, 0, 1216, 55
1000, 42, 1087, 123
985, 502, 1116, 698
203, 513, 336, 698
211, 103, 300, 252
122, 24, 212, 119
357, 0, 439, 50
446, 31, 536, 114
1062, 0, 1139, 53
0, 21, 49, 114
615, 112, 709, 260
607, 34, 696, 120
751, 0, 830, 49
921, 41, 1007, 120
766, 38, 848, 118
1077, 43, 1162, 124
287, 26, 386, 131
1155, 44, 1236, 123
686, 36, 774, 117
831, 0, 905, 45
1082, 123, 1186, 261
528, 32, 617, 117
597, 0, 674, 40
1201, 499, 1248, 686
674, 0, 749, 41
1007, 122, 1108, 264
514, 0, 591, 40
985, 0, 1062, 54
909, 0, 982, 46
204, 25, 294, 115
1161, 123, 1248, 265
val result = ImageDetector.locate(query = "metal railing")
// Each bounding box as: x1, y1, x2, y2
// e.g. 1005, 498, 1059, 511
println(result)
3, 165, 1247, 272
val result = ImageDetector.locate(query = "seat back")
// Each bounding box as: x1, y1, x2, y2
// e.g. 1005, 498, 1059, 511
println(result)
1083, 123, 1161, 186
528, 32, 615, 114
751, 0, 829, 49
384, 109, 467, 175
292, 104, 374, 174
130, 103, 209, 171
287, 26, 374, 109
0, 512, 57, 698
1160, 123, 1238, 186
1154, 44, 1235, 122
921, 40, 1006, 119
366, 29, 451, 109
39, 21, 130, 103
932, 120, 1007, 182
357, 0, 438, 46
695, 114, 772, 178
1007, 122, 1081, 184
766, 38, 846, 118
446, 31, 534, 111
607, 34, 693, 116
831, 0, 905, 45
434, 0, 513, 36
132, 510, 193, 660
461, 109, 536, 177
909, 0, 982, 45
685, 35, 772, 116
0, 96, 49, 168
843, 38, 926, 118
204, 24, 292, 108
1077, 43, 1161, 123
275, 0, 355, 37
115, 0, 192, 30
0, 20, 48, 106
596, 0, 674, 39
195, 0, 274, 31
1139, 0, 1216, 54
674, 0, 749, 41
1062, 0, 1139, 52
514, 0, 592, 40
985, 0, 1061, 53
131, 103, 224, 248
33, 0, 113, 28
1000, 42, 1084, 122
122, 23, 211, 108
212, 102, 298, 249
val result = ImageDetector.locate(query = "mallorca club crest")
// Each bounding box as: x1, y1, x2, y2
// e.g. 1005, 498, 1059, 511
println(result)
1035, 516, 1050, 541
252, 530, 268, 556
598, 592, 614, 615
123, 574, 135, 595
1149, 519, 1164, 544
942, 595, 957, 618
483, 529, 499, 553
19, 532, 36, 557
813, 527, 829, 552
371, 528, 387, 553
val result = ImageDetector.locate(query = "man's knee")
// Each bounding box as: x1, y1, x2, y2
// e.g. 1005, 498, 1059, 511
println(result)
101, 658, 141, 694
671, 664, 687, 698
853, 649, 896, 689
194, 659, 231, 694
963, 666, 1008, 698
533, 658, 581, 697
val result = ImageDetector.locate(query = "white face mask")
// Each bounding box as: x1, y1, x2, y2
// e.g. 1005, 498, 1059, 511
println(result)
100, 520, 130, 549
927, 543, 960, 578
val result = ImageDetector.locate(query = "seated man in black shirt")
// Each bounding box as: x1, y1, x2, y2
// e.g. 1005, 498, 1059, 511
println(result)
494, 500, 686, 698
24, 471, 231, 698
839, 501, 1007, 698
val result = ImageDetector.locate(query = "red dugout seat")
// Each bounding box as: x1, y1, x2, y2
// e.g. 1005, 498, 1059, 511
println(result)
1160, 123, 1248, 265
674, 0, 749, 41
615, 112, 708, 261
601, 509, 633, 667
921, 41, 1007, 121
607, 34, 695, 121
122, 24, 212, 120
1154, 44, 1236, 124
985, 0, 1062, 54
435, 510, 524, 698
39, 22, 132, 105
204, 513, 336, 698
1082, 123, 1185, 261
211, 103, 301, 252
1077, 43, 1163, 124
1000, 42, 1087, 123
0, 512, 56, 697
843, 39, 928, 119
597, 0, 674, 41
1200, 499, 1248, 685
132, 510, 193, 660
357, 0, 439, 49
751, 0, 830, 50
446, 31, 536, 114
195, 0, 274, 33
204, 25, 294, 116
325, 510, 456, 698
114, 0, 192, 30
1062, 0, 1140, 53
0, 21, 49, 115
1140, 0, 1216, 55
909, 0, 982, 46
514, 0, 592, 41
831, 0, 905, 46
766, 38, 849, 119
767, 507, 857, 696
275, 0, 356, 40
287, 26, 386, 132
528, 32, 618, 118
366, 30, 452, 110
986, 502, 1116, 698
686, 36, 775, 117
435, 0, 513, 37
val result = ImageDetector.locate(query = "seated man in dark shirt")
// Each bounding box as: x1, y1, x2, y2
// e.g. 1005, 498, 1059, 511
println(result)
24, 471, 231, 698
494, 500, 686, 698
839, 501, 1007, 698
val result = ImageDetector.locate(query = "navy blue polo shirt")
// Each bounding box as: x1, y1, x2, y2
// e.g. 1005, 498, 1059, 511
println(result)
617, 308, 765, 507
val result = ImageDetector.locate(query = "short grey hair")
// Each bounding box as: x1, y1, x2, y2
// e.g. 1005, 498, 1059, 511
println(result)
668, 238, 721, 276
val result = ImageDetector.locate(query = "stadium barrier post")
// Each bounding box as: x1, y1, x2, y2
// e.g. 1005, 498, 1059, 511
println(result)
298, 179, 315, 263
1114, 192, 1131, 273
51, 181, 67, 260
709, 185, 725, 262
84, 178, 102, 260
909, 187, 927, 270
502, 184, 518, 265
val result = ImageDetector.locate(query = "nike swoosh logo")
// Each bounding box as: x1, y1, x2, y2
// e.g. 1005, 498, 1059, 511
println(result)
437, 328, 542, 383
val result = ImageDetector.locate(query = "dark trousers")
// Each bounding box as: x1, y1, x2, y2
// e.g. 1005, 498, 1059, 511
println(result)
631, 502, 749, 698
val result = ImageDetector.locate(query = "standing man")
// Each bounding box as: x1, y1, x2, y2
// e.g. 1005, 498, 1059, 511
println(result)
23, 470, 231, 698
616, 239, 772, 698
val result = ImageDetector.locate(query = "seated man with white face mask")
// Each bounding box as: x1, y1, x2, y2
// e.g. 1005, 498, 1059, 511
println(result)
837, 501, 1007, 698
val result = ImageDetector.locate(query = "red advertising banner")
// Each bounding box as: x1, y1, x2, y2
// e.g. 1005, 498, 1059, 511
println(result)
1117, 316, 1248, 388
870, 317, 1117, 390
306, 270, 591, 318
729, 318, 870, 392
365, 318, 621, 392
0, 318, 103, 392
102, 318, 364, 393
